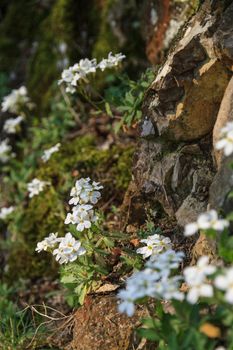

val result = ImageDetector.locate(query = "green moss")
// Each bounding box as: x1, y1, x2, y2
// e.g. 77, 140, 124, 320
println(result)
0, 0, 47, 72
35, 134, 134, 197
27, 19, 59, 110
92, 0, 119, 61
27, 0, 102, 110
6, 135, 134, 281
7, 188, 65, 280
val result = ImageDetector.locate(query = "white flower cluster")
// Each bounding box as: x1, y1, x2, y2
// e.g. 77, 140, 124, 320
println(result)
65, 177, 103, 232
215, 267, 233, 304
3, 115, 24, 134
118, 249, 184, 316
98, 52, 126, 71
215, 122, 233, 156
1, 86, 30, 114
0, 206, 14, 220
184, 210, 229, 237
36, 232, 86, 264
41, 143, 61, 162
35, 232, 60, 252
53, 232, 86, 264
59, 52, 125, 94
27, 178, 49, 198
0, 138, 14, 163
35, 178, 101, 264
184, 257, 233, 305
136, 234, 172, 259
184, 256, 216, 304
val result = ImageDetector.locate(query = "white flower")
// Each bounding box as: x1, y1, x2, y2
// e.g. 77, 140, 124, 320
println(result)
3, 116, 23, 134
216, 122, 233, 156
79, 189, 102, 205
184, 256, 216, 304
186, 283, 214, 304
215, 267, 233, 304
69, 178, 103, 206
184, 256, 216, 286
0, 139, 13, 163
78, 58, 97, 75
1, 86, 30, 114
59, 53, 125, 93
27, 178, 48, 198
41, 143, 61, 162
35, 232, 60, 252
136, 234, 172, 259
98, 52, 125, 71
184, 210, 229, 236
118, 299, 135, 317
118, 267, 183, 316
155, 276, 184, 301
53, 232, 86, 264
0, 206, 14, 220
58, 58, 97, 93
146, 249, 184, 273
65, 204, 96, 232
119, 269, 161, 302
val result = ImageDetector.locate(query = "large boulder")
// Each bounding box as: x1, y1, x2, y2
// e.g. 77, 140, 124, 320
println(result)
134, 0, 233, 231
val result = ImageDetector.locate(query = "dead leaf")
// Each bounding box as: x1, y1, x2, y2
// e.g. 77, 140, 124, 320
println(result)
200, 323, 221, 338
130, 238, 140, 247
95, 284, 119, 294
126, 224, 137, 234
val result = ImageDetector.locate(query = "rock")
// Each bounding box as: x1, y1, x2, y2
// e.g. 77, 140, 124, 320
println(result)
191, 233, 217, 264
210, 76, 233, 212
134, 0, 233, 231
142, 0, 199, 65
119, 181, 147, 230
134, 137, 214, 226
144, 17, 231, 142
213, 1, 233, 69
213, 76, 233, 167
66, 294, 150, 350
208, 160, 233, 214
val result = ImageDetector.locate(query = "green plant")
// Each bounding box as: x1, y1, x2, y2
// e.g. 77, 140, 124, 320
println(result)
109, 68, 155, 131
0, 284, 35, 349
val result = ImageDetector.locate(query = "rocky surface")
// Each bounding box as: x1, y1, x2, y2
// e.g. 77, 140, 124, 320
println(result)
133, 0, 233, 234
210, 76, 233, 213
66, 294, 151, 350
143, 0, 199, 64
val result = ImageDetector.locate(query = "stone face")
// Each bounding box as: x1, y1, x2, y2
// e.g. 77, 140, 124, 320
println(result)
142, 0, 200, 65
134, 0, 233, 230
210, 76, 233, 212
134, 136, 214, 226
213, 76, 233, 167
144, 23, 231, 142
213, 2, 233, 68
66, 295, 150, 350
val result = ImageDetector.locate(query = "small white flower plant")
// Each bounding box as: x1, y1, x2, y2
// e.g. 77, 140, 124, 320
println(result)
35, 176, 125, 305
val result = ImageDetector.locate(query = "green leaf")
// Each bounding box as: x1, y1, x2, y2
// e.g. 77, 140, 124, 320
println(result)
105, 102, 113, 117
137, 328, 159, 341
61, 275, 76, 284
75, 284, 88, 305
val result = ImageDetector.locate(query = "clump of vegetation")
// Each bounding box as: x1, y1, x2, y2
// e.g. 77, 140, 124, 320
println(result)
0, 283, 36, 349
